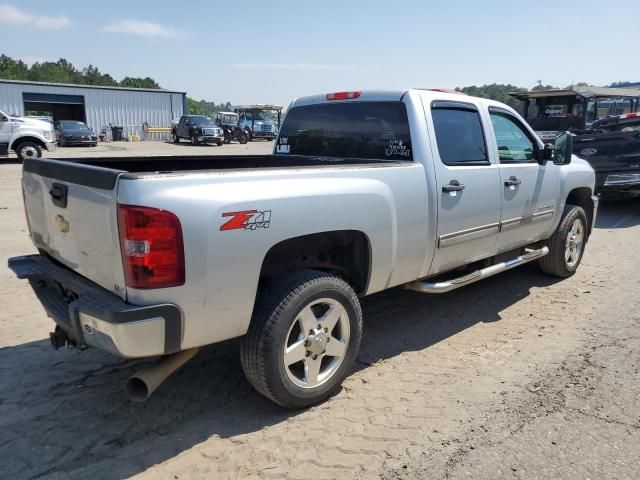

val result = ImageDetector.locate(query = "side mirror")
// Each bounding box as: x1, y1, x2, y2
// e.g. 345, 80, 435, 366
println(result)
540, 143, 554, 163
553, 131, 573, 165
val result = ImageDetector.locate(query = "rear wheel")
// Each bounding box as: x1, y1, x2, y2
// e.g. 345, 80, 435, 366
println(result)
539, 204, 588, 277
15, 142, 42, 160
241, 270, 362, 409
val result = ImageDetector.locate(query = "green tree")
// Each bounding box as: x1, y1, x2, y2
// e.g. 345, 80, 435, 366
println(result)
82, 65, 118, 87
187, 98, 234, 116
28, 58, 81, 84
456, 83, 527, 111
119, 76, 161, 89
0, 54, 29, 79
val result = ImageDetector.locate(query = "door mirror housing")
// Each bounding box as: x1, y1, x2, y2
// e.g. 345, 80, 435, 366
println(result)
540, 143, 554, 164
553, 131, 573, 165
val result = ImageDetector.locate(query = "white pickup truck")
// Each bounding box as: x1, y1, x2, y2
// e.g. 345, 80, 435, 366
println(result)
9, 90, 598, 408
0, 110, 57, 159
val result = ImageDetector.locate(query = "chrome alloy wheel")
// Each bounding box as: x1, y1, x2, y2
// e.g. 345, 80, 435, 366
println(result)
283, 298, 350, 388
565, 218, 584, 267
21, 145, 39, 158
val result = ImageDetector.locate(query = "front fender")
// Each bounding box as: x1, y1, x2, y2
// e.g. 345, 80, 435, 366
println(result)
550, 156, 596, 232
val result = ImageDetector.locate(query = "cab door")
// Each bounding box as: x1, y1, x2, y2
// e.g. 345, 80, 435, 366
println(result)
486, 107, 559, 251
426, 99, 502, 275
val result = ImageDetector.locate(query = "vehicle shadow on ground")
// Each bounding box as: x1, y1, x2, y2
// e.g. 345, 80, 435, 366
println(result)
0, 265, 560, 479
595, 197, 640, 229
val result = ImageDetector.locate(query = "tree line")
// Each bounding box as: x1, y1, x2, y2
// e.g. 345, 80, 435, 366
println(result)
1, 54, 635, 116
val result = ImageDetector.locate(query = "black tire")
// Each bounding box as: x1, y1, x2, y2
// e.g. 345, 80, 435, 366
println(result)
241, 270, 362, 409
15, 141, 42, 160
191, 135, 198, 146
217, 141, 223, 146
239, 134, 248, 145
58, 138, 65, 147
539, 204, 588, 278
245, 128, 253, 141
172, 131, 180, 143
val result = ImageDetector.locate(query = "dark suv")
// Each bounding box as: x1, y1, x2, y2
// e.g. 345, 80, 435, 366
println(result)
172, 115, 224, 146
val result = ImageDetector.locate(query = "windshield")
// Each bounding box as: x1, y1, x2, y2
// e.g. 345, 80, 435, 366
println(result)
276, 101, 412, 161
59, 121, 89, 129
190, 116, 215, 126
245, 111, 270, 121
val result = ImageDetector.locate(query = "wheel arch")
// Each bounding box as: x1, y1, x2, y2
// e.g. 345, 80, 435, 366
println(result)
258, 230, 372, 296
10, 135, 46, 151
565, 187, 595, 235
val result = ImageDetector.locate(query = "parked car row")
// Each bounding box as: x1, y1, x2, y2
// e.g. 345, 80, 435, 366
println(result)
171, 106, 282, 147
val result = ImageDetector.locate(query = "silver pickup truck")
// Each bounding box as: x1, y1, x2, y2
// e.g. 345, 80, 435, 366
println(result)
9, 89, 598, 408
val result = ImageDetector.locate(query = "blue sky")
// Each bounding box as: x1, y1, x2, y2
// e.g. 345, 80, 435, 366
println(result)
1, 0, 638, 105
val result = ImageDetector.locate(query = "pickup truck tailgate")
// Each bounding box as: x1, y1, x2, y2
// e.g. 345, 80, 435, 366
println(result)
22, 159, 127, 299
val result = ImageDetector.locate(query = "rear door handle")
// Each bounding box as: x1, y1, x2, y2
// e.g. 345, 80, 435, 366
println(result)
442, 180, 465, 192
504, 176, 522, 187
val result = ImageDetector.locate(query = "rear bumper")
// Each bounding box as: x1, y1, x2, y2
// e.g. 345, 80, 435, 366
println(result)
8, 254, 182, 358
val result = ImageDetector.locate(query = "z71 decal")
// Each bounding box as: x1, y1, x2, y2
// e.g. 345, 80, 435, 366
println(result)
220, 210, 272, 231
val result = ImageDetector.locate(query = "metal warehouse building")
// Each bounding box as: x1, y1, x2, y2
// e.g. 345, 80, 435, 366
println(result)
0, 79, 186, 134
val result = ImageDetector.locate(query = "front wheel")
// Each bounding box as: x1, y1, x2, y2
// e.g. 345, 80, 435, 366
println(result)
172, 131, 180, 143
190, 135, 198, 146
539, 204, 588, 277
15, 142, 42, 160
241, 270, 362, 409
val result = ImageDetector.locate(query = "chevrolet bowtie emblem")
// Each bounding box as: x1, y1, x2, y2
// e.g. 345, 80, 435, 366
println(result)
55, 214, 70, 233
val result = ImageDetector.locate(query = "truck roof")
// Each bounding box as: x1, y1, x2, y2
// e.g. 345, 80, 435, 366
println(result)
290, 89, 508, 109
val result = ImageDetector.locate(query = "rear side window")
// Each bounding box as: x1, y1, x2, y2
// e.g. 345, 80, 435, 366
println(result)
276, 102, 412, 161
431, 105, 488, 165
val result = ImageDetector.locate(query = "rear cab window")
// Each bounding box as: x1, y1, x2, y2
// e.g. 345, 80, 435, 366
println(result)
276, 102, 413, 161
430, 101, 489, 165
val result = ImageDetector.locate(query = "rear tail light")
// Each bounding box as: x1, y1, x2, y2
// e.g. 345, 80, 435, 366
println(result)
326, 91, 361, 101
117, 204, 185, 289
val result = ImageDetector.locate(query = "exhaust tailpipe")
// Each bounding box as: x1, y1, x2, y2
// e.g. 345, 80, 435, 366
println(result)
126, 348, 199, 402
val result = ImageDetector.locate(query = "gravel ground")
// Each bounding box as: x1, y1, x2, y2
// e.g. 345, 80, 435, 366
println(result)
0, 147, 638, 479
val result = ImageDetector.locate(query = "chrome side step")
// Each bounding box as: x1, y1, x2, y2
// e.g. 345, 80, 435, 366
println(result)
404, 246, 549, 294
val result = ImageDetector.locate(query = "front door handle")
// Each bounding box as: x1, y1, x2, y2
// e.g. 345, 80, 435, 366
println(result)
442, 180, 465, 192
504, 176, 522, 187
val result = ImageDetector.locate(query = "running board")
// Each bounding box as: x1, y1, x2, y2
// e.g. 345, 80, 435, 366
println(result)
404, 246, 549, 294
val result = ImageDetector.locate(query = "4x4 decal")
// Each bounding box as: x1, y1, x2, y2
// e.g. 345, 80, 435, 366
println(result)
220, 210, 271, 231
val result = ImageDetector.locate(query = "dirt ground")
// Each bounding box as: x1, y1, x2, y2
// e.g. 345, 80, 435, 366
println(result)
0, 146, 639, 479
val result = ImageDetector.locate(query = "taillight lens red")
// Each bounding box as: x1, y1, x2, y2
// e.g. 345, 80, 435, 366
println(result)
326, 91, 361, 101
117, 204, 185, 289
